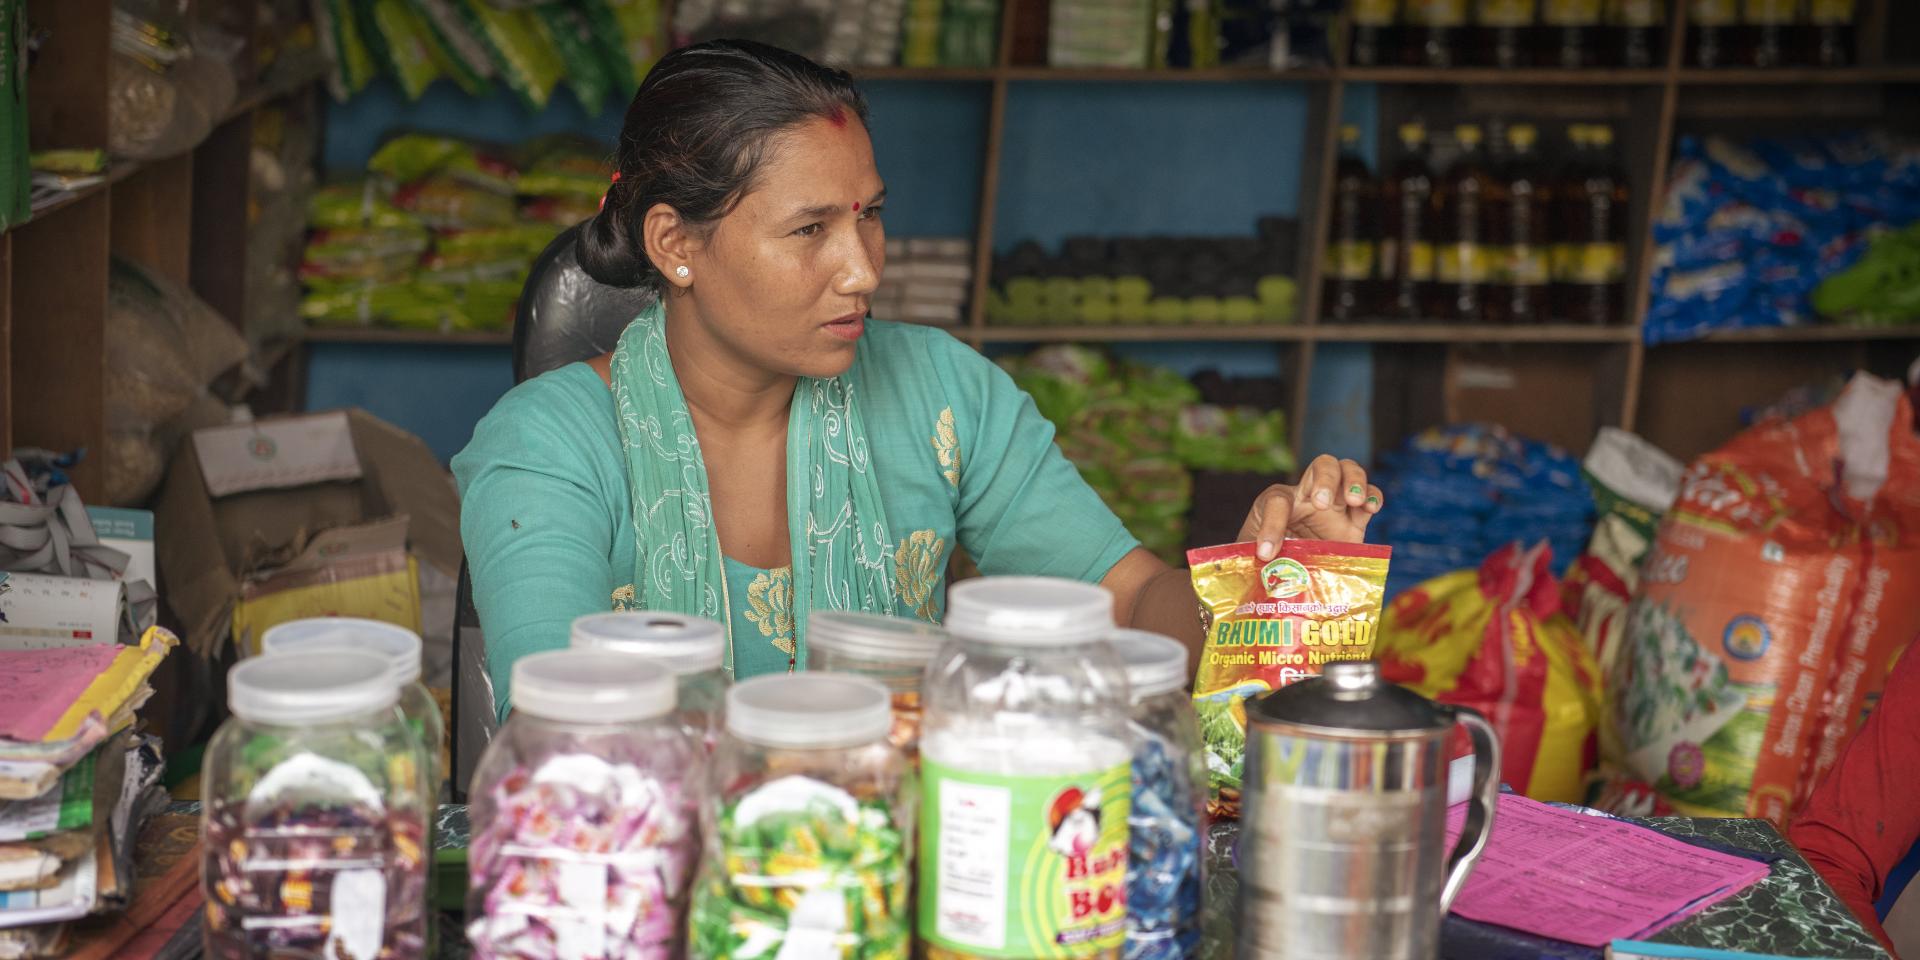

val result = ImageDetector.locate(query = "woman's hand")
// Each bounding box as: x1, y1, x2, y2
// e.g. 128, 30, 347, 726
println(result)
1238, 454, 1382, 560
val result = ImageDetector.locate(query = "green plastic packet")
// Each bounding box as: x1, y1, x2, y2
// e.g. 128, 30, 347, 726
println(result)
405, 0, 494, 95
368, 134, 467, 184
315, 0, 379, 101
532, 5, 613, 114
461, 0, 565, 112
589, 0, 664, 95
365, 0, 444, 101
308, 180, 420, 231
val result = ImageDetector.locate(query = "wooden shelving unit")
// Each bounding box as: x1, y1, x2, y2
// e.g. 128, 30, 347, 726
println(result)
2, 0, 324, 502
16, 0, 1916, 478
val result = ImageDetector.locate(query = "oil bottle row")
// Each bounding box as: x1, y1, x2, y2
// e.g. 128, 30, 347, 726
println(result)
1351, 0, 1857, 70
1322, 120, 1631, 325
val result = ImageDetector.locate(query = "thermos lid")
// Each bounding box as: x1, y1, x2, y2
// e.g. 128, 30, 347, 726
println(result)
1248, 660, 1448, 736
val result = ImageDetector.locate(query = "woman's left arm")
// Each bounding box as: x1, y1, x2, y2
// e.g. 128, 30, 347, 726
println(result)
1102, 455, 1384, 663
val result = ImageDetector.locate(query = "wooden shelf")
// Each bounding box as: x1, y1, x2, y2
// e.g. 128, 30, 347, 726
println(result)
1003, 65, 1331, 82
976, 324, 1310, 342
1689, 325, 1920, 343
1342, 67, 1669, 85
1677, 66, 1920, 85
852, 65, 996, 81
299, 327, 514, 346
1316, 324, 1638, 343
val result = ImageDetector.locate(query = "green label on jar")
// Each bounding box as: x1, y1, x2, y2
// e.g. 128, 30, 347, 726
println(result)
918, 758, 1130, 958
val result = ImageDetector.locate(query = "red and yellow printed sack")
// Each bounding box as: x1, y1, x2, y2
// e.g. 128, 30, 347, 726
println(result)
1376, 542, 1603, 803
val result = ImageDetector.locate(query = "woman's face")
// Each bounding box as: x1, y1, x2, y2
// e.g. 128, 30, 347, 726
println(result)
683, 114, 887, 380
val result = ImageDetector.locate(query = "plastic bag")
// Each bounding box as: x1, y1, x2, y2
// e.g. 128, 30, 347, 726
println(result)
314, 0, 379, 101
460, 0, 565, 112
531, 5, 612, 113
1188, 539, 1391, 818
301, 226, 431, 281
368, 134, 516, 193
403, 0, 494, 95
308, 180, 423, 231
391, 175, 517, 228
1376, 542, 1603, 803
364, 0, 445, 100
107, 4, 237, 159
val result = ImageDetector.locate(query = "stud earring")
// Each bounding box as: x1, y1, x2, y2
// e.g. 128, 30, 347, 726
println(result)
674, 265, 690, 279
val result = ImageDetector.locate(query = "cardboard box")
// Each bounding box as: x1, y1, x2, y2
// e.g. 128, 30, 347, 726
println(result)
228, 517, 421, 656
154, 409, 460, 657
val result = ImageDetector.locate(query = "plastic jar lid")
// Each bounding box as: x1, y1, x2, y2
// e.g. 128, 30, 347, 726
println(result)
1111, 629, 1190, 701
944, 576, 1113, 647
570, 612, 725, 675
229, 649, 399, 726
260, 617, 424, 687
725, 673, 893, 749
808, 610, 947, 664
512, 649, 677, 724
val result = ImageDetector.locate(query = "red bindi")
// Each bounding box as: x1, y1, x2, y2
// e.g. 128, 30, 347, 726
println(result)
852, 201, 861, 212
827, 107, 847, 128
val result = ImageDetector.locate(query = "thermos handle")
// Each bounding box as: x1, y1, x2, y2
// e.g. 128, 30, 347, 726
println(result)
1437, 705, 1502, 915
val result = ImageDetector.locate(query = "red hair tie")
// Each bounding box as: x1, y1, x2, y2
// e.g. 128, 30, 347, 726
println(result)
600, 171, 622, 211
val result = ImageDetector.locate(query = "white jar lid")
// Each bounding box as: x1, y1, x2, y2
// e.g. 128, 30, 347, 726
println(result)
808, 610, 947, 664
512, 649, 678, 724
1111, 629, 1189, 700
229, 650, 399, 726
260, 617, 424, 687
725, 673, 892, 749
944, 576, 1113, 647
570, 612, 725, 675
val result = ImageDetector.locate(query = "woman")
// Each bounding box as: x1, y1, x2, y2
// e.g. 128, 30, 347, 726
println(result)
453, 40, 1383, 714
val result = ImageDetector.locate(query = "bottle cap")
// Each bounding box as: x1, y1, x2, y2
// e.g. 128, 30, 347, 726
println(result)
1340, 124, 1361, 145
260, 617, 424, 688
1111, 629, 1190, 701
512, 649, 677, 724
1455, 124, 1483, 147
1398, 121, 1427, 145
571, 612, 725, 675
1508, 123, 1538, 149
944, 576, 1114, 647
725, 673, 893, 749
229, 650, 398, 726
809, 610, 948, 666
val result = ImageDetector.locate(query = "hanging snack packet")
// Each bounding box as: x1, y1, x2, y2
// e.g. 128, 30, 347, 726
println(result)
1187, 539, 1392, 817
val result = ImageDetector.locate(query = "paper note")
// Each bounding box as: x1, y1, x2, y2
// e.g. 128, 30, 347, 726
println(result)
0, 645, 123, 742
1444, 794, 1771, 947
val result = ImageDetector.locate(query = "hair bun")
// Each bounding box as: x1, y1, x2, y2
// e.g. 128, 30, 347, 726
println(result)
577, 204, 655, 288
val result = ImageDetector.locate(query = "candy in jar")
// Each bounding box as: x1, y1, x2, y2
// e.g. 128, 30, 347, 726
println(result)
1111, 629, 1206, 960
260, 617, 446, 798
688, 673, 914, 960
806, 610, 947, 756
571, 611, 727, 746
201, 650, 430, 960
919, 577, 1133, 960
467, 649, 703, 960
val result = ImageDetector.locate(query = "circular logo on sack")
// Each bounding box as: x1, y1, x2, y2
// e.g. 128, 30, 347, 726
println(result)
248, 435, 277, 461
1261, 557, 1310, 600
1668, 742, 1705, 791
1723, 616, 1771, 661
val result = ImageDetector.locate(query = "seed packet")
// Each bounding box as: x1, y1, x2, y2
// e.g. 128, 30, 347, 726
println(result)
1187, 539, 1392, 818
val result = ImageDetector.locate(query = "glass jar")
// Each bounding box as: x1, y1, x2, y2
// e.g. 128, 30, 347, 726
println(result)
202, 650, 430, 960
466, 649, 704, 960
918, 577, 1132, 960
1111, 629, 1206, 960
688, 673, 914, 959
260, 617, 446, 799
807, 610, 947, 756
572, 612, 727, 746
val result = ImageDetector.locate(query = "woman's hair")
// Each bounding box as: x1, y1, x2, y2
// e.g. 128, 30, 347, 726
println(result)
577, 40, 871, 289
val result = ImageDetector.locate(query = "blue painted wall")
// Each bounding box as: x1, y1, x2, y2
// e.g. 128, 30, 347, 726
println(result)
307, 76, 1376, 464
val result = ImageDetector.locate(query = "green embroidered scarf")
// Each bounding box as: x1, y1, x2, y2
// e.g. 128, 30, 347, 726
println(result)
608, 303, 901, 675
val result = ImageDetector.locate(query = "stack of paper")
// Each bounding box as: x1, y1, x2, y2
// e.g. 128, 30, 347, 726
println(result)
0, 629, 175, 944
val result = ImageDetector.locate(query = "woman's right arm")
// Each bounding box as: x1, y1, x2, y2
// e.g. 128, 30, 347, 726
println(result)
452, 375, 622, 720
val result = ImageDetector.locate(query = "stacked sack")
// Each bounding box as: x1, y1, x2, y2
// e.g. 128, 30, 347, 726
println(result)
301, 134, 607, 334
1646, 132, 1920, 343
1368, 424, 1595, 602
1609, 374, 1920, 826
997, 345, 1294, 564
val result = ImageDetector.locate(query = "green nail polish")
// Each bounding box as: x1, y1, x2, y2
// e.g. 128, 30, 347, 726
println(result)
1349, 484, 1363, 495
1367, 496, 1381, 506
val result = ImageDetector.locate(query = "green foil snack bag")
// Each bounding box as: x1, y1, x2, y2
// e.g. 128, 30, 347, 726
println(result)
1187, 539, 1391, 818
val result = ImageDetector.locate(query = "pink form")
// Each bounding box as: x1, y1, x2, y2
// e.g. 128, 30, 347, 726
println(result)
0, 644, 125, 742
1443, 793, 1773, 947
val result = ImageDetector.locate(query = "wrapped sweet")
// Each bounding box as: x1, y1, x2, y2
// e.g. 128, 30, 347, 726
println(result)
466, 650, 703, 960
201, 651, 431, 960
1112, 630, 1206, 960
689, 674, 913, 959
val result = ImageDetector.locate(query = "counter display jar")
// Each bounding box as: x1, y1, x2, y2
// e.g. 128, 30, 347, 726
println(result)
918, 577, 1133, 960
1111, 629, 1206, 960
260, 617, 446, 799
572, 612, 727, 746
466, 649, 704, 960
807, 610, 947, 756
689, 673, 914, 959
202, 650, 430, 960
